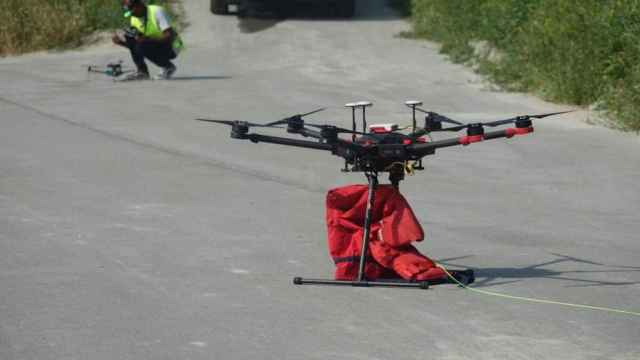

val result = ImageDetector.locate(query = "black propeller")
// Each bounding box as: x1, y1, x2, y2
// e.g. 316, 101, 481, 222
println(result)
415, 108, 464, 126
195, 118, 281, 139
264, 107, 327, 127
482, 110, 574, 127
196, 113, 370, 143
195, 119, 276, 127
441, 110, 574, 132
260, 109, 374, 140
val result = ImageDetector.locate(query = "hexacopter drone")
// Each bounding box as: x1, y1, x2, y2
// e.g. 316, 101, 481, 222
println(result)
197, 101, 571, 289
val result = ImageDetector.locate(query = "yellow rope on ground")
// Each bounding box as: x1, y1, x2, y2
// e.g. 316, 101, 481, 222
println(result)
435, 264, 640, 317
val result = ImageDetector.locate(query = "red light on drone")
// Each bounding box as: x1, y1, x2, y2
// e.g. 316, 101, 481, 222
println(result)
458, 135, 483, 146
505, 126, 534, 138
403, 137, 427, 145
371, 127, 390, 134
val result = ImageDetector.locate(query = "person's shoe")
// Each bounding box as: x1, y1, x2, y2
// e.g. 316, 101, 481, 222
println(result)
157, 64, 177, 80
118, 70, 150, 82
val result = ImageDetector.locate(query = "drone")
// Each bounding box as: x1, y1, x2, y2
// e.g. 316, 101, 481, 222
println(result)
87, 60, 135, 78
197, 101, 572, 289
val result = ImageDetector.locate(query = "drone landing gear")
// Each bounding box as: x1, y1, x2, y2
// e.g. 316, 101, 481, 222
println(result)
293, 172, 430, 290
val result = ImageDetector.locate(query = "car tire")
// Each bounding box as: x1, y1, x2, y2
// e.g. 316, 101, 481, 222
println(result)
211, 0, 228, 14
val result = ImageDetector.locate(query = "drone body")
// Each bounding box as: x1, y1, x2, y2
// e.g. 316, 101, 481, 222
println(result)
197, 101, 570, 187
87, 60, 134, 78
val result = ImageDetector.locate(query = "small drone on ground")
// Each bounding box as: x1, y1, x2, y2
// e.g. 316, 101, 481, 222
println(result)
197, 102, 572, 289
87, 60, 135, 78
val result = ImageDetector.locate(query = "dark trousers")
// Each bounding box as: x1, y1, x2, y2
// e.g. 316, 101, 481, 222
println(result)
124, 36, 176, 73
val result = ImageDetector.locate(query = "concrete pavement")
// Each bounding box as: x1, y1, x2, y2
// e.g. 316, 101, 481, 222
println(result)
1, 1, 639, 359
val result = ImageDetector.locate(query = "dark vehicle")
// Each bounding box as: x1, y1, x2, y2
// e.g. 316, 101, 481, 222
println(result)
210, 0, 356, 18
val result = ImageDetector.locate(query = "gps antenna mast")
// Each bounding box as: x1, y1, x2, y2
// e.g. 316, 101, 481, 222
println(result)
405, 100, 423, 133
356, 101, 372, 131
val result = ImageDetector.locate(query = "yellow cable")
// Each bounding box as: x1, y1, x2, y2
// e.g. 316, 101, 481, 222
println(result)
435, 264, 640, 317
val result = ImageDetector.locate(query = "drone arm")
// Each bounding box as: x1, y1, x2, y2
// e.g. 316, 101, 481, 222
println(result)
407, 128, 533, 157
296, 128, 324, 140
407, 137, 459, 157
483, 128, 532, 139
246, 133, 334, 151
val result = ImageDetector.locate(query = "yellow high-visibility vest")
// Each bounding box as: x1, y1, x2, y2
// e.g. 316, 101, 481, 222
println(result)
130, 5, 184, 53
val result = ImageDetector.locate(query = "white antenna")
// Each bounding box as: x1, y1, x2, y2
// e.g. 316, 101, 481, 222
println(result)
405, 100, 423, 132
345, 101, 373, 136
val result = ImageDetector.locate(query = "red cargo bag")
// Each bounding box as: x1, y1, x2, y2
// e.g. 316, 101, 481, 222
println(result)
325, 184, 446, 281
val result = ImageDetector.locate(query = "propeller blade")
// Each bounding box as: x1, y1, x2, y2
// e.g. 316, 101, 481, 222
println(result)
196, 118, 237, 126
415, 108, 464, 125
264, 107, 327, 127
196, 119, 278, 128
484, 110, 574, 127
441, 124, 469, 132
483, 118, 518, 127
265, 119, 287, 126
530, 110, 574, 119
300, 107, 327, 117
435, 115, 464, 126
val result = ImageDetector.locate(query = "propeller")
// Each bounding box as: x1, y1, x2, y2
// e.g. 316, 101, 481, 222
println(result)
196, 107, 328, 129
264, 107, 327, 127
441, 110, 574, 132
195, 115, 370, 143
402, 110, 464, 135
195, 119, 276, 127
415, 108, 464, 126
261, 108, 375, 140
195, 118, 281, 139
482, 110, 574, 127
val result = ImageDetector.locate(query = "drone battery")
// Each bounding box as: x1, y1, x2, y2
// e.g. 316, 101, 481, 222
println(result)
369, 123, 399, 134
378, 144, 406, 159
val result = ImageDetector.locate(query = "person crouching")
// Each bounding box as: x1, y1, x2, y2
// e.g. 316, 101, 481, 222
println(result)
112, 0, 184, 80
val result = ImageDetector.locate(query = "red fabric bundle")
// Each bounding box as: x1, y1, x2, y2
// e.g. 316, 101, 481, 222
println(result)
325, 184, 446, 281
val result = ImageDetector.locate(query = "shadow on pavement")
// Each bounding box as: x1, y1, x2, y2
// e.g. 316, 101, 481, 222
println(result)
170, 76, 232, 81
437, 253, 640, 288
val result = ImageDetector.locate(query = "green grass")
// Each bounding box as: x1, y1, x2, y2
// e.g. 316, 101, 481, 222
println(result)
407, 0, 640, 132
0, 0, 180, 56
